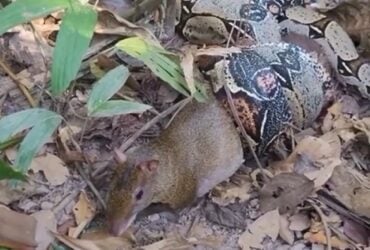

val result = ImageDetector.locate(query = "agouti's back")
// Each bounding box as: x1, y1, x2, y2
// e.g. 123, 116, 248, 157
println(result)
106, 97, 244, 236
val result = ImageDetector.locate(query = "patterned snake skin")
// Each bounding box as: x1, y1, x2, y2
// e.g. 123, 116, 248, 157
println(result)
176, 0, 370, 153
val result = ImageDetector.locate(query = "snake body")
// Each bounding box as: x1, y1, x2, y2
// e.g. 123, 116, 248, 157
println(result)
208, 43, 329, 153
175, 0, 370, 153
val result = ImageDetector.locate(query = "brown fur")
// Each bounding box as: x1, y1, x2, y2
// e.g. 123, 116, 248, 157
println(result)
106, 95, 244, 235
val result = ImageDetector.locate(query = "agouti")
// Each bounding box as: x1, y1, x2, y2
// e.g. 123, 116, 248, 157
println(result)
106, 95, 244, 236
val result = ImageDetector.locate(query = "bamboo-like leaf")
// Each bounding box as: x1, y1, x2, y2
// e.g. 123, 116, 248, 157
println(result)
0, 109, 62, 173
0, 0, 70, 35
87, 65, 130, 114
116, 37, 190, 95
15, 115, 62, 172
89, 100, 151, 117
0, 108, 60, 142
0, 159, 26, 181
51, 1, 97, 95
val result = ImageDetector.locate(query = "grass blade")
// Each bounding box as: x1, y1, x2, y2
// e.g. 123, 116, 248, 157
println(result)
51, 2, 97, 95
0, 159, 26, 181
0, 0, 70, 35
89, 100, 151, 117
87, 65, 130, 114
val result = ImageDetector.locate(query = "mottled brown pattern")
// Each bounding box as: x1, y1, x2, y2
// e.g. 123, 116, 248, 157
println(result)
217, 94, 260, 140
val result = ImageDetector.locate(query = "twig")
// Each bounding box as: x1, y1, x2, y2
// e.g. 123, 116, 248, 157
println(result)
29, 22, 51, 105
164, 96, 191, 129
52, 188, 83, 214
119, 97, 192, 152
223, 85, 267, 181
223, 20, 267, 181
328, 224, 362, 250
307, 198, 332, 250
119, 0, 162, 22
91, 97, 192, 179
76, 163, 107, 210
0, 59, 37, 107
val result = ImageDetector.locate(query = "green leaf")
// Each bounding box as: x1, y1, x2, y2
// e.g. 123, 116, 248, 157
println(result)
89, 100, 151, 117
0, 0, 70, 36
0, 109, 62, 173
0, 108, 60, 142
87, 65, 130, 114
115, 37, 208, 102
115, 37, 191, 95
51, 1, 97, 95
15, 115, 62, 172
0, 135, 23, 151
0, 159, 26, 181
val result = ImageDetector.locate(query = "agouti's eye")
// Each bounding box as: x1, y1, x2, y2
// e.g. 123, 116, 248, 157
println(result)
136, 190, 143, 200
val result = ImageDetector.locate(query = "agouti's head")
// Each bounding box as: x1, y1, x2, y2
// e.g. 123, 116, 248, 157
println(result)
106, 149, 159, 236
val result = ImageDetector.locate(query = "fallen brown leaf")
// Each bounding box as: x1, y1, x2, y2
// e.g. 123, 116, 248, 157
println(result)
238, 209, 280, 250
204, 202, 247, 229
304, 231, 350, 250
140, 233, 219, 250
328, 162, 370, 218
32, 210, 57, 250
211, 173, 252, 206
259, 172, 314, 214
279, 214, 294, 245
0, 206, 37, 249
54, 229, 134, 250
179, 45, 197, 95
68, 191, 96, 238
343, 218, 370, 245
95, 8, 160, 46
30, 153, 70, 186
289, 213, 311, 231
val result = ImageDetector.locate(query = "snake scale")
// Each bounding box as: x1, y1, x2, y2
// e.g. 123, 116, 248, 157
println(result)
172, 0, 370, 154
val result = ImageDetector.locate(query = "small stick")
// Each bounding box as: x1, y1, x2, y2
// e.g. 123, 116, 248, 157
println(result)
91, 97, 193, 178
0, 59, 37, 107
119, 97, 192, 152
307, 198, 332, 250
223, 85, 267, 181
76, 164, 107, 210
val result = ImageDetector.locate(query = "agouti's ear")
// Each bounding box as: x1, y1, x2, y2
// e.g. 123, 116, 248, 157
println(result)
137, 160, 159, 174
113, 148, 127, 165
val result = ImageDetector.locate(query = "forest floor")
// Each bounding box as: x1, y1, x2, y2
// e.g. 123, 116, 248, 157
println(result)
1, 0, 370, 249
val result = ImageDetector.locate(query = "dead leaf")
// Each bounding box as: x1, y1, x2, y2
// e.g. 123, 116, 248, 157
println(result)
343, 218, 370, 245
279, 214, 294, 245
289, 213, 311, 231
328, 163, 370, 218
58, 125, 82, 147
195, 46, 242, 57
95, 8, 159, 46
68, 191, 96, 238
259, 173, 314, 214
238, 209, 280, 250
30, 153, 70, 186
32, 210, 57, 250
211, 173, 252, 206
0, 180, 48, 205
204, 202, 247, 229
304, 231, 350, 250
180, 45, 197, 95
304, 157, 341, 188
352, 117, 370, 144
140, 233, 217, 250
54, 229, 134, 250
187, 222, 224, 247
0, 206, 37, 249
